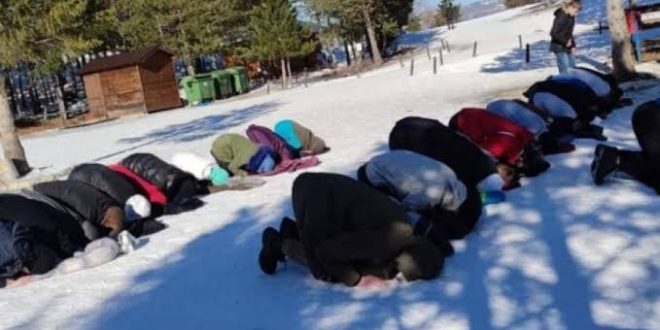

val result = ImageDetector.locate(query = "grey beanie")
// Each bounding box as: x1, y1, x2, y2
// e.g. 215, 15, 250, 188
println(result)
396, 238, 444, 281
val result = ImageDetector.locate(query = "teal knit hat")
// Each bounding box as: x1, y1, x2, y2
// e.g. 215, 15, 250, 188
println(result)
209, 166, 229, 186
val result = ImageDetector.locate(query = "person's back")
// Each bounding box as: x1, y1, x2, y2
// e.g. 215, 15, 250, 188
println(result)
210, 134, 259, 176
389, 116, 498, 187
69, 163, 139, 204
486, 99, 549, 137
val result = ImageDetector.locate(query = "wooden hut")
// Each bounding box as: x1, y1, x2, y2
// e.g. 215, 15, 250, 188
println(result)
80, 46, 181, 118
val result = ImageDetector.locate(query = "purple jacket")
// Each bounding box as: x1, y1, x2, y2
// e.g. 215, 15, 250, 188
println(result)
246, 125, 296, 161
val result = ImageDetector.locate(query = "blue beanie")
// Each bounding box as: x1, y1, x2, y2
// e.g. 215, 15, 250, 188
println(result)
209, 166, 230, 186
274, 120, 302, 150
248, 146, 278, 174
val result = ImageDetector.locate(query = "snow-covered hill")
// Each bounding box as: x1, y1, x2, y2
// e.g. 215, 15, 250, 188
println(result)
1, 1, 659, 329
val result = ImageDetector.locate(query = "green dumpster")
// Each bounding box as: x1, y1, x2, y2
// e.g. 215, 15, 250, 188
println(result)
180, 74, 215, 105
225, 67, 250, 94
210, 70, 234, 99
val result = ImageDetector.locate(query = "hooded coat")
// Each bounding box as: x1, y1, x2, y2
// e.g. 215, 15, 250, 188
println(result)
487, 100, 550, 136
33, 181, 123, 239
210, 134, 259, 177
69, 163, 139, 204
274, 120, 327, 155
120, 153, 198, 201
292, 173, 442, 286
246, 125, 295, 161
389, 116, 498, 187
550, 8, 576, 53
449, 108, 535, 166
357, 150, 467, 212
0, 195, 88, 277
524, 79, 600, 122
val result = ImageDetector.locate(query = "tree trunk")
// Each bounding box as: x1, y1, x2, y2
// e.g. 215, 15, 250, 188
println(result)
286, 58, 293, 87
607, 0, 637, 80
281, 58, 287, 88
0, 78, 28, 179
361, 4, 383, 65
55, 75, 68, 128
344, 40, 352, 66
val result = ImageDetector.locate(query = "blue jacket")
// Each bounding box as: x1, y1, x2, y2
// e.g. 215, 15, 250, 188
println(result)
0, 220, 33, 278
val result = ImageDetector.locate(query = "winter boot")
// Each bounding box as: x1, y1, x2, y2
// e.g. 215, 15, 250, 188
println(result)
279, 217, 299, 241
258, 227, 285, 275
591, 144, 620, 185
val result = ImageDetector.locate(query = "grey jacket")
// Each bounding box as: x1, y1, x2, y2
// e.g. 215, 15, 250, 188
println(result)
487, 100, 549, 136
361, 150, 467, 212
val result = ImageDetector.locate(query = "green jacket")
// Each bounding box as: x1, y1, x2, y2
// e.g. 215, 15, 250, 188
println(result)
211, 134, 258, 176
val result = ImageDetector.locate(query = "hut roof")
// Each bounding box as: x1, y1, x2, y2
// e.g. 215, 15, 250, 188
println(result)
80, 46, 173, 75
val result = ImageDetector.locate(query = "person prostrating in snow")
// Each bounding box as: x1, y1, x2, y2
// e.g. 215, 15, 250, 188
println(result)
550, 0, 582, 73
258, 173, 445, 287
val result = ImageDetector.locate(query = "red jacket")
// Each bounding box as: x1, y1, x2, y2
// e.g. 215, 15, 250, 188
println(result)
450, 108, 535, 165
108, 164, 167, 207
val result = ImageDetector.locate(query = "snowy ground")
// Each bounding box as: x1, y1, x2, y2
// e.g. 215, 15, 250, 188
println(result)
2, 1, 660, 329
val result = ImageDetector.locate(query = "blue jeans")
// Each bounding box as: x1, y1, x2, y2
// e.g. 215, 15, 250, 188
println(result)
555, 52, 576, 73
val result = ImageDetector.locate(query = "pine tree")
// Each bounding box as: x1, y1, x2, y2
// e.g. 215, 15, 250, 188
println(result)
248, 0, 315, 87
0, 0, 115, 179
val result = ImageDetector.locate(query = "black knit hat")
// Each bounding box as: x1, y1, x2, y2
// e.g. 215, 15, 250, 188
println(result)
396, 238, 443, 281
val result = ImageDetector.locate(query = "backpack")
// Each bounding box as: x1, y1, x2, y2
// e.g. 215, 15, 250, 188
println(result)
0, 220, 34, 278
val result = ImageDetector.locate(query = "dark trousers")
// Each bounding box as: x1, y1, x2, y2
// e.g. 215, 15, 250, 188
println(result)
620, 102, 660, 193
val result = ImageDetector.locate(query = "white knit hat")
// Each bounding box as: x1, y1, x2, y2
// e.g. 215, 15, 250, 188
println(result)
124, 195, 152, 221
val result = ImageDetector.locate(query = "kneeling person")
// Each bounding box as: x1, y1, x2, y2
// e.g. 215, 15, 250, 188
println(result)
258, 173, 444, 287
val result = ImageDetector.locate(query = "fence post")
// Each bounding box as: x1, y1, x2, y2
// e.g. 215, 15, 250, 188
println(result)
439, 48, 444, 66
433, 57, 437, 74
525, 43, 531, 63
446, 41, 451, 53
518, 35, 523, 49
304, 67, 309, 88
599, 21, 603, 34
409, 58, 415, 76
267, 80, 271, 94
472, 41, 478, 57
427, 46, 431, 60
399, 55, 404, 68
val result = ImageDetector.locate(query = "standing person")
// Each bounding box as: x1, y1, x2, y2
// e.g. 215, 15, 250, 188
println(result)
550, 1, 582, 73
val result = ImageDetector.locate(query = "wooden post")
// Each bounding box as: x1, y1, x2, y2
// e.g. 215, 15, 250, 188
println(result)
427, 46, 431, 60
526, 43, 531, 63
446, 41, 451, 53
439, 48, 444, 66
518, 35, 523, 48
304, 67, 309, 88
599, 21, 603, 34
433, 57, 438, 74
399, 55, 404, 68
266, 80, 271, 94
472, 41, 478, 57
409, 58, 415, 76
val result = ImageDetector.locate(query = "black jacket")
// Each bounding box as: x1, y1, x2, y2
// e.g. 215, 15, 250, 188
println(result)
292, 173, 416, 286
0, 195, 88, 272
69, 163, 139, 204
34, 181, 120, 239
524, 79, 600, 122
389, 117, 497, 187
550, 8, 575, 53
120, 153, 197, 200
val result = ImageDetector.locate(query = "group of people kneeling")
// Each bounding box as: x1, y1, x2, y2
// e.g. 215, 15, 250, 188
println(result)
258, 66, 632, 287
1, 120, 327, 288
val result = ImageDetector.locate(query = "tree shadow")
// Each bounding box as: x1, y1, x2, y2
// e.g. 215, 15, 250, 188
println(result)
91, 101, 280, 162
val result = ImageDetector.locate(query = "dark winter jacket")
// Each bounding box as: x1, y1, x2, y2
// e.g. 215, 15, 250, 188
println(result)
0, 195, 88, 277
33, 181, 123, 239
120, 153, 197, 200
69, 163, 139, 204
550, 8, 575, 53
631, 100, 660, 193
524, 79, 600, 122
389, 117, 498, 187
292, 173, 442, 286
449, 108, 535, 166
246, 125, 296, 161
108, 164, 168, 208
0, 220, 33, 278
575, 66, 623, 101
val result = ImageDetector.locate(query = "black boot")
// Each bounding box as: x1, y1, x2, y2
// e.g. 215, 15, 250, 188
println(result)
279, 217, 299, 240
258, 227, 285, 275
591, 144, 620, 185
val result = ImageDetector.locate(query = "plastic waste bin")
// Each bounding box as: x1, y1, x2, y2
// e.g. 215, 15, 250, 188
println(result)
180, 74, 215, 105
225, 67, 250, 94
210, 70, 234, 99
